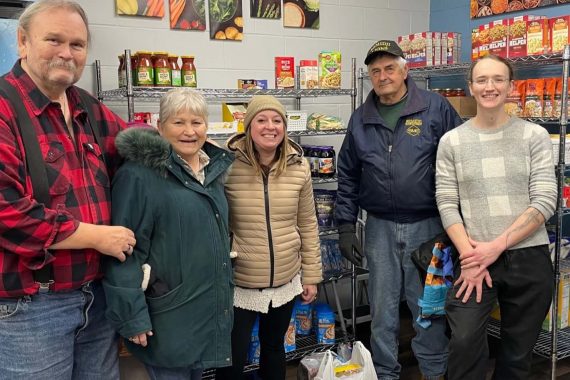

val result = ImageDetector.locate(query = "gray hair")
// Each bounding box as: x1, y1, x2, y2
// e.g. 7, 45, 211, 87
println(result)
19, 0, 91, 46
159, 88, 209, 125
367, 55, 407, 70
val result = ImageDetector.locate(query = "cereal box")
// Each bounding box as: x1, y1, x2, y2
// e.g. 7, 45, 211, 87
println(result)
508, 15, 545, 58
489, 20, 508, 58
443, 32, 461, 65
318, 51, 341, 89
275, 57, 295, 89
550, 16, 570, 54
478, 23, 491, 58
527, 17, 549, 56
472, 28, 479, 61
398, 32, 439, 68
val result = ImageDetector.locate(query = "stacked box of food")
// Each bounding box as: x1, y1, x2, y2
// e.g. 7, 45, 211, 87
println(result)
478, 23, 491, 58
527, 17, 549, 56
398, 32, 441, 68
550, 15, 570, 55
472, 28, 479, 61
508, 15, 545, 58
443, 32, 461, 65
489, 19, 508, 58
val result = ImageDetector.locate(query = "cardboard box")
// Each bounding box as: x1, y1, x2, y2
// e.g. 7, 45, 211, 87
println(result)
550, 16, 570, 54
446, 96, 477, 117
222, 102, 247, 123
443, 32, 461, 65
543, 269, 570, 331
275, 57, 295, 89
527, 17, 550, 55
472, 28, 479, 61
237, 79, 256, 89
398, 32, 440, 68
508, 15, 545, 58
318, 51, 341, 89
489, 19, 508, 58
478, 23, 491, 58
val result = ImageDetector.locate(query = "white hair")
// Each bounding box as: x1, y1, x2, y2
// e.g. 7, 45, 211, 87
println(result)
159, 88, 208, 125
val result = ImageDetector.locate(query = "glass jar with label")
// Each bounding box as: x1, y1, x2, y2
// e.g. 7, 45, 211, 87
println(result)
453, 88, 466, 97
130, 53, 138, 86
442, 88, 453, 97
181, 56, 197, 88
169, 55, 181, 87
118, 54, 126, 88
318, 146, 336, 178
136, 51, 154, 87
153, 52, 171, 87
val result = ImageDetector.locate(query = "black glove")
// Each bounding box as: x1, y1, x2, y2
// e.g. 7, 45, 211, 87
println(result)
338, 224, 363, 266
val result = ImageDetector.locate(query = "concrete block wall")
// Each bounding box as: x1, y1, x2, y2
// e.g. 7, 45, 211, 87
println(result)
75, 0, 430, 123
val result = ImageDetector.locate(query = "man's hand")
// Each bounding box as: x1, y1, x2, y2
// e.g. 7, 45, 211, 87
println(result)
460, 237, 503, 275
338, 224, 363, 266
454, 265, 493, 303
92, 225, 136, 262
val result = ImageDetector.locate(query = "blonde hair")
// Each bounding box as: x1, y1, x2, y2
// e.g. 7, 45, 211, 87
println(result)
19, 0, 91, 46
242, 127, 290, 178
159, 88, 208, 124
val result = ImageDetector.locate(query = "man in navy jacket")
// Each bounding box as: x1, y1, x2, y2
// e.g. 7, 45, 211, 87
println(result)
336, 40, 462, 380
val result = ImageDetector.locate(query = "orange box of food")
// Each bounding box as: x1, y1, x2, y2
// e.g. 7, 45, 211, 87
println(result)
550, 16, 570, 54
472, 28, 479, 61
527, 17, 550, 55
508, 15, 545, 58
478, 23, 491, 58
489, 19, 508, 58
275, 57, 295, 89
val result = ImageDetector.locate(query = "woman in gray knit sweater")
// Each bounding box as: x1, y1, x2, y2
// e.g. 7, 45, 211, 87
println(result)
435, 55, 557, 380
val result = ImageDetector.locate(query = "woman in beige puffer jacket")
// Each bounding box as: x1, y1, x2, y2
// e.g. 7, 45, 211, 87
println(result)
217, 95, 322, 380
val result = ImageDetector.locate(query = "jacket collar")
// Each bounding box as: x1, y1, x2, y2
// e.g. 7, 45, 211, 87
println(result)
226, 133, 304, 167
361, 77, 428, 126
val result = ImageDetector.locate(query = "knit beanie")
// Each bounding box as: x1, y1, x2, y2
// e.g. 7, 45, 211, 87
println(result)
244, 95, 287, 130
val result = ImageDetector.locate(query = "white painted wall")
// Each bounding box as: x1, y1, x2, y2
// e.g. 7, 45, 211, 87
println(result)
75, 0, 430, 123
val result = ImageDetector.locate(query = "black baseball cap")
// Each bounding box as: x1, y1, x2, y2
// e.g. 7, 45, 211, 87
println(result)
364, 40, 405, 65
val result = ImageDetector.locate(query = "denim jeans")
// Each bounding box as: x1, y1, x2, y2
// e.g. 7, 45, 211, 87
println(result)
145, 364, 203, 380
0, 280, 119, 380
365, 215, 448, 380
446, 245, 553, 380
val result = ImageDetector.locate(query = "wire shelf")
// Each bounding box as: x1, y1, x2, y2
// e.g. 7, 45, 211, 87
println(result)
318, 227, 338, 237
201, 332, 352, 379
99, 87, 354, 101
487, 318, 570, 360
312, 175, 338, 184
460, 117, 562, 124
208, 129, 347, 140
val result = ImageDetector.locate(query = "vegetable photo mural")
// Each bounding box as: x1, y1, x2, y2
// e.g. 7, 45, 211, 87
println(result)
471, 0, 569, 19
250, 0, 281, 19
170, 0, 207, 30
283, 0, 319, 29
116, 0, 165, 17
209, 0, 244, 40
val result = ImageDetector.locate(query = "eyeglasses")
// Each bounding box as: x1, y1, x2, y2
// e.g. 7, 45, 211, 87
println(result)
471, 77, 510, 87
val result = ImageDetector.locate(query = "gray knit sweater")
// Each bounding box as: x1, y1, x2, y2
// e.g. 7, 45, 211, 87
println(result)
435, 117, 557, 249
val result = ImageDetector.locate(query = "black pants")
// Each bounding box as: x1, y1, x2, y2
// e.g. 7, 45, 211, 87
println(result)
446, 245, 553, 380
216, 299, 296, 380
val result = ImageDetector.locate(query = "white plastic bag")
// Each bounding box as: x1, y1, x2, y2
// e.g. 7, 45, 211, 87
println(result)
315, 342, 376, 380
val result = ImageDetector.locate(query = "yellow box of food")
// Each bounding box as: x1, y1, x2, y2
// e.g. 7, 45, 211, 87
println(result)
318, 51, 341, 89
527, 17, 549, 55
550, 16, 570, 54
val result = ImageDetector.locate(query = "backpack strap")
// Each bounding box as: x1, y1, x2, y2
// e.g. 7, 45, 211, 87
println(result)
0, 77, 52, 286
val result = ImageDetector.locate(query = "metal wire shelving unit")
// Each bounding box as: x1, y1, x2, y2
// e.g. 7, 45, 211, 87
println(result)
357, 48, 570, 378
95, 51, 359, 376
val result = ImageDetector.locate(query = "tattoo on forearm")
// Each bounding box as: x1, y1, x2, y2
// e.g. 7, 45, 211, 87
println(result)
505, 209, 543, 250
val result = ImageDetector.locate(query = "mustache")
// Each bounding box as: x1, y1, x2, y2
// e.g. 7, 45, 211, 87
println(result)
48, 60, 76, 71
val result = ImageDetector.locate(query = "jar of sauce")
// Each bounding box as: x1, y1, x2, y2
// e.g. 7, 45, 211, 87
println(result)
136, 51, 154, 87
318, 146, 336, 178
130, 53, 138, 86
169, 55, 181, 87
153, 52, 171, 87
442, 88, 453, 97
181, 56, 197, 88
118, 54, 126, 88
453, 88, 466, 97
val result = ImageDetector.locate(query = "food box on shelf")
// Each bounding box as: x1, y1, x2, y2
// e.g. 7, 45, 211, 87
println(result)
446, 96, 477, 117
443, 32, 461, 65
508, 15, 545, 58
527, 17, 550, 56
478, 23, 491, 58
489, 19, 508, 58
318, 51, 341, 89
472, 28, 479, 61
550, 15, 570, 54
398, 32, 441, 68
275, 56, 295, 89
542, 268, 570, 332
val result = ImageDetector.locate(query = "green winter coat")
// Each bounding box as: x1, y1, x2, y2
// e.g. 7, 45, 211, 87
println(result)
103, 127, 234, 369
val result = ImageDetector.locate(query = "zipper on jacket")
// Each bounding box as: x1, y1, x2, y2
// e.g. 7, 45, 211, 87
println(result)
263, 174, 276, 288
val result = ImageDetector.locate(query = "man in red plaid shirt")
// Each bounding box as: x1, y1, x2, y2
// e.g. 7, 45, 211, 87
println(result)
0, 1, 136, 378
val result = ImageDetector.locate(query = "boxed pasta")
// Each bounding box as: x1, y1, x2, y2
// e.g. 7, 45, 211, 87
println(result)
527, 17, 550, 56
478, 23, 491, 58
318, 51, 341, 89
489, 19, 508, 58
550, 16, 570, 54
398, 32, 440, 68
444, 32, 461, 65
472, 28, 479, 61
275, 57, 295, 89
508, 15, 545, 58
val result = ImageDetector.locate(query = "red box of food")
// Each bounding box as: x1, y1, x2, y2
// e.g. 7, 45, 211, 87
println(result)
508, 15, 544, 58
550, 16, 570, 54
275, 57, 295, 89
472, 28, 479, 61
489, 19, 508, 58
398, 32, 440, 68
443, 32, 461, 65
478, 23, 491, 58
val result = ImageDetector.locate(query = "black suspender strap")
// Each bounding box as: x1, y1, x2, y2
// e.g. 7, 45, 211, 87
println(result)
76, 89, 107, 167
0, 78, 53, 285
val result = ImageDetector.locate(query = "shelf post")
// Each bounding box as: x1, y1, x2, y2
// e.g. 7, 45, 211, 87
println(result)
351, 58, 356, 113
125, 49, 135, 122
95, 60, 102, 102
551, 44, 570, 380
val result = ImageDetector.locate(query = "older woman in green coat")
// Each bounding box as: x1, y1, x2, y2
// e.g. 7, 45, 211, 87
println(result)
103, 88, 234, 380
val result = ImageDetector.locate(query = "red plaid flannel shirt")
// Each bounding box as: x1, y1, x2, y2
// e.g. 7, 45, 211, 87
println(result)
0, 61, 126, 297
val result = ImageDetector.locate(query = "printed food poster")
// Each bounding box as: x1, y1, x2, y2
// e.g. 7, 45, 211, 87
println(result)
250, 0, 281, 19
170, 0, 207, 30
116, 0, 165, 17
471, 0, 567, 19
283, 0, 319, 29
209, 0, 244, 41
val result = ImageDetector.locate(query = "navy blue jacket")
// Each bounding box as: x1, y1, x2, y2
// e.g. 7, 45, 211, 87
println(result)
336, 78, 462, 225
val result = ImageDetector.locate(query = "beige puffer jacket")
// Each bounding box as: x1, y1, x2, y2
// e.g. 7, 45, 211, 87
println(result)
225, 134, 322, 289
